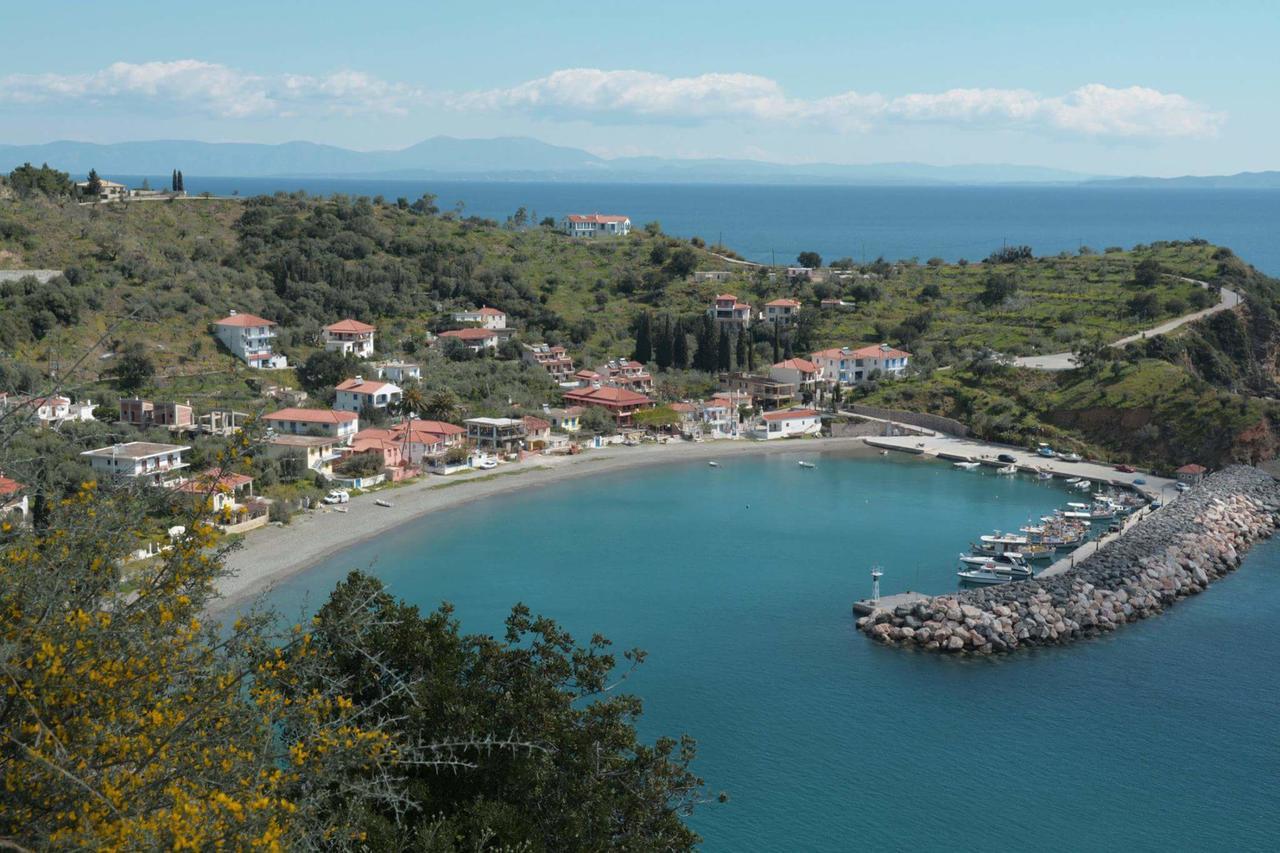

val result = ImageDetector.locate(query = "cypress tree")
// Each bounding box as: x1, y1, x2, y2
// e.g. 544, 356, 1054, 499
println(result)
171, 169, 178, 192
783, 335, 794, 359
735, 328, 749, 370
717, 328, 733, 372
672, 319, 690, 369
694, 315, 718, 372
654, 315, 674, 370
771, 320, 781, 363
747, 335, 756, 371
177, 170, 184, 192
632, 312, 653, 364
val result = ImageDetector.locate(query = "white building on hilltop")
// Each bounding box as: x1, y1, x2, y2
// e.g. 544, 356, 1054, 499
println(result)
322, 319, 376, 358
451, 306, 507, 330
213, 311, 287, 369
81, 442, 190, 486
560, 214, 632, 237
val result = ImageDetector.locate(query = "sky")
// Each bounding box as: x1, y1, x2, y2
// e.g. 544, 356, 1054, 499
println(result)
1, 0, 1276, 176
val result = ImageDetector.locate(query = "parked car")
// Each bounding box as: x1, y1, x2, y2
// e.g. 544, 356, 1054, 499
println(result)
1114, 464, 1136, 473
476, 457, 498, 470
323, 489, 349, 505
1175, 481, 1191, 492
997, 453, 1017, 464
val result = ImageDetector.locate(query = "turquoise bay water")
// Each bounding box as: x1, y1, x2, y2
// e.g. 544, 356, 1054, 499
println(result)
266, 452, 1280, 850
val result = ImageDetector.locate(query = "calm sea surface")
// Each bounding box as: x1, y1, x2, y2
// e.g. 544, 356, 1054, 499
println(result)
264, 452, 1280, 851
139, 176, 1280, 275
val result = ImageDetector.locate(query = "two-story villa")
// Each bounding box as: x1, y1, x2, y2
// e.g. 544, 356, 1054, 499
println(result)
465, 417, 527, 455
334, 377, 402, 413
322, 319, 376, 358
438, 328, 501, 352
764, 298, 802, 325
213, 311, 287, 369
451, 306, 507, 330
262, 407, 359, 444
81, 442, 190, 486
709, 294, 752, 328
810, 343, 912, 386
769, 358, 820, 396
523, 343, 577, 384
596, 359, 654, 393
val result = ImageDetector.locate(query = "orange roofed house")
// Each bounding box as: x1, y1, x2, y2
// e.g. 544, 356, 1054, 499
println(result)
334, 377, 402, 413
764, 298, 802, 325
709, 294, 752, 329
562, 385, 654, 426
322, 319, 376, 358
213, 310, 287, 369
559, 213, 632, 237
810, 343, 911, 387
438, 327, 501, 352
263, 407, 359, 444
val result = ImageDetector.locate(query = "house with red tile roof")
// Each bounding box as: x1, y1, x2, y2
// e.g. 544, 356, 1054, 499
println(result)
174, 469, 256, 514
764, 298, 802, 325
323, 319, 376, 358
562, 385, 654, 426
709, 294, 752, 328
523, 343, 577, 383
334, 376, 403, 413
753, 407, 821, 440
810, 343, 912, 386
769, 358, 820, 395
1176, 463, 1207, 485
263, 407, 359, 443
438, 327, 501, 352
0, 474, 28, 523
451, 306, 507, 330
213, 310, 287, 369
560, 213, 632, 237
596, 358, 654, 393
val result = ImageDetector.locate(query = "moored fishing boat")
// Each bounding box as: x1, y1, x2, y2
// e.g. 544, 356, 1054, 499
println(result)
957, 567, 1013, 586
953, 460, 981, 470
971, 532, 1054, 561
958, 553, 1033, 578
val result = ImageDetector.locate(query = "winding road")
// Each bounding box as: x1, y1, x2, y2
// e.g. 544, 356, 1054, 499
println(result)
1013, 277, 1241, 370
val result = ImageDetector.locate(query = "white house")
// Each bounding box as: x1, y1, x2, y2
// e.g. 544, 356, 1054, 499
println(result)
753, 408, 821, 440
764, 298, 802, 324
0, 475, 28, 524
709, 294, 752, 328
322, 319, 376, 358
262, 407, 359, 444
334, 377, 402, 413
264, 435, 342, 478
76, 178, 129, 202
769, 358, 820, 396
560, 214, 632, 237
373, 361, 421, 383
810, 343, 912, 386
213, 311, 287, 369
0, 394, 95, 428
451, 306, 507, 330
81, 441, 190, 486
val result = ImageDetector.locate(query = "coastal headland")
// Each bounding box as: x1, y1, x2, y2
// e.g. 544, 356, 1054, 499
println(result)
212, 436, 875, 612
857, 465, 1280, 652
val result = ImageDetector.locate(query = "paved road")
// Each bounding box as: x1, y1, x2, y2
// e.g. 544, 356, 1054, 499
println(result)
1013, 277, 1241, 370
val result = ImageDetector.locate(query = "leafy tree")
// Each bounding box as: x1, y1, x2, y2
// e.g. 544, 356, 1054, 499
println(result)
978, 271, 1018, 306
1128, 291, 1160, 319
1134, 258, 1163, 287
663, 247, 699, 280
111, 341, 155, 392
334, 449, 384, 477
423, 388, 460, 422
85, 168, 103, 198
296, 348, 359, 395
633, 312, 653, 364
309, 573, 713, 850
986, 245, 1033, 264
579, 405, 616, 435
797, 251, 822, 269
7, 162, 74, 197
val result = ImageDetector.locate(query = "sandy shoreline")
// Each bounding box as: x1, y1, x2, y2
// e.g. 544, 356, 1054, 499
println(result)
212, 436, 876, 613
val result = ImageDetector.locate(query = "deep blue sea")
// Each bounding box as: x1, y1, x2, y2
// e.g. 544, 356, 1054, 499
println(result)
125, 175, 1280, 275
264, 451, 1280, 851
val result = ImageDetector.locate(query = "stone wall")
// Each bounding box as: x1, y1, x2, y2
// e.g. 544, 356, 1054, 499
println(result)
857, 466, 1280, 653
843, 404, 969, 437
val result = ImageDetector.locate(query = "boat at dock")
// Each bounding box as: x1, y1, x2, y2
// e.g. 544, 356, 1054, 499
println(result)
957, 567, 1013, 586
374, 498, 393, 508
971, 533, 1054, 561
958, 553, 1033, 578
996, 465, 1017, 475
953, 461, 981, 470
1037, 469, 1054, 480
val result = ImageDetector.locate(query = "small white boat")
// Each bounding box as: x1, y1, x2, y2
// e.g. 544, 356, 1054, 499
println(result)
1037, 470, 1054, 480
374, 499, 393, 508
797, 461, 815, 469
957, 567, 1012, 586
1064, 477, 1082, 485
1059, 452, 1083, 463
996, 465, 1017, 475
708, 461, 719, 468
958, 554, 1032, 578
953, 461, 981, 470
1073, 480, 1092, 490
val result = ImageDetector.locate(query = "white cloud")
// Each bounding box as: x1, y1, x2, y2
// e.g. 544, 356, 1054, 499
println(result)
0, 61, 1224, 139
460, 69, 1223, 139
0, 60, 422, 118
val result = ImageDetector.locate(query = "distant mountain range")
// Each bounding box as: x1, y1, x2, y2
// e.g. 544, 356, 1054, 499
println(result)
0, 136, 1274, 187
1084, 171, 1280, 189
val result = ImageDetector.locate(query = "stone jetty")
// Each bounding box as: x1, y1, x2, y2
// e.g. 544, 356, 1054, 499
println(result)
857, 466, 1280, 653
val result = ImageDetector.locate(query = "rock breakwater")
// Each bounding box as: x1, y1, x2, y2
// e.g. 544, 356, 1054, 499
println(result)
857, 466, 1280, 653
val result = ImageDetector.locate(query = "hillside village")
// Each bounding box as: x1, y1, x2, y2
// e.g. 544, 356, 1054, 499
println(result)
2, 166, 1279, 556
